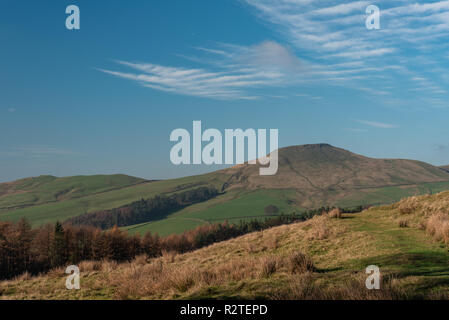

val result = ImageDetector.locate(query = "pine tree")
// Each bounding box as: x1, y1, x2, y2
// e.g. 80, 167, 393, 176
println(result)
51, 221, 67, 267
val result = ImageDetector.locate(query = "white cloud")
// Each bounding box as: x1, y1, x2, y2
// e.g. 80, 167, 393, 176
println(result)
356, 120, 398, 129
310, 1, 370, 16
241, 0, 449, 105
99, 41, 303, 100
238, 41, 302, 70
99, 1, 449, 103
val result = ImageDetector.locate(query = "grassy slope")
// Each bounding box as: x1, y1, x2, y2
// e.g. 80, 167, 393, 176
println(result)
0, 173, 226, 226
123, 189, 299, 236
2, 192, 449, 300
0, 175, 146, 210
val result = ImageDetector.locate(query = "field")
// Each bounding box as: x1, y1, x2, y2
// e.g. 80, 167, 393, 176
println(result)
123, 189, 299, 236
2, 191, 449, 299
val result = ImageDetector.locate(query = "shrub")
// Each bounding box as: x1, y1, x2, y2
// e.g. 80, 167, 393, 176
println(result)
328, 208, 342, 219
398, 219, 409, 228
398, 197, 419, 214
259, 256, 277, 278
426, 212, 449, 243
289, 252, 315, 274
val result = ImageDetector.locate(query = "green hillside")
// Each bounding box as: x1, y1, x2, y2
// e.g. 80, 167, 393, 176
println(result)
0, 174, 146, 210
124, 189, 299, 236
2, 144, 449, 237
123, 180, 449, 236
0, 172, 227, 226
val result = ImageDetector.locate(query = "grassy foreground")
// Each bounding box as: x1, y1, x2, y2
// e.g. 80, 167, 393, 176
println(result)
2, 191, 449, 300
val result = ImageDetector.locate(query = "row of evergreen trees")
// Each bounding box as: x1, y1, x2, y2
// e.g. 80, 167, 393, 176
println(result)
64, 187, 219, 229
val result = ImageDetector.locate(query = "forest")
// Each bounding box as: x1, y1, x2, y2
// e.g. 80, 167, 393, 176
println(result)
64, 186, 219, 229
0, 206, 342, 280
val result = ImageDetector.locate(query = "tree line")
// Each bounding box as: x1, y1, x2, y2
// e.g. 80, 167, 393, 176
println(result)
0, 203, 364, 280
64, 187, 219, 229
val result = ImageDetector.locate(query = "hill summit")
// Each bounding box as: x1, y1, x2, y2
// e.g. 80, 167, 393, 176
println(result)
220, 144, 449, 207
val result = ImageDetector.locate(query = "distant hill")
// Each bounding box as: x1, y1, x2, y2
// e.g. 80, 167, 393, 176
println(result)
440, 165, 449, 173
222, 144, 449, 190
2, 144, 449, 235
218, 144, 449, 207
0, 174, 147, 211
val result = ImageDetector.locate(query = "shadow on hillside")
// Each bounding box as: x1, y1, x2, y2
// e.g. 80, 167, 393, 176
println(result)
357, 251, 449, 278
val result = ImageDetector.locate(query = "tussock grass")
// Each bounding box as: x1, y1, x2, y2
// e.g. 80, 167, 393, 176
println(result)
328, 208, 342, 219
270, 273, 407, 300
288, 252, 315, 274
398, 219, 409, 228
425, 212, 449, 244
396, 191, 449, 244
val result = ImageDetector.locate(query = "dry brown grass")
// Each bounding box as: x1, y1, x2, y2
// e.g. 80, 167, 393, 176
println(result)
394, 192, 449, 244
425, 212, 449, 244
306, 224, 332, 240
328, 208, 342, 219
270, 273, 407, 300
288, 252, 315, 274
398, 218, 409, 228
3, 195, 436, 300
78, 260, 103, 272
259, 256, 278, 278
398, 196, 421, 214
112, 253, 296, 299
161, 250, 177, 263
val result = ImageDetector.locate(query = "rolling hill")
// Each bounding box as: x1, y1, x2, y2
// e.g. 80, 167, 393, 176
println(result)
3, 190, 449, 299
0, 174, 147, 210
2, 144, 449, 236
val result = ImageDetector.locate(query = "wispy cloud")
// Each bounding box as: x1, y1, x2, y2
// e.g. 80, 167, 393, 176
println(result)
242, 0, 449, 105
98, 41, 305, 100
99, 0, 449, 104
356, 120, 398, 129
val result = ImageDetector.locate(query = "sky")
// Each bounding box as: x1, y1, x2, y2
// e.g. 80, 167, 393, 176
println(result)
1, 0, 449, 182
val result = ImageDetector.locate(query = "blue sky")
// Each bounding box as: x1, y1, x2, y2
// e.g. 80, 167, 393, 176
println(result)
1, 0, 449, 182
